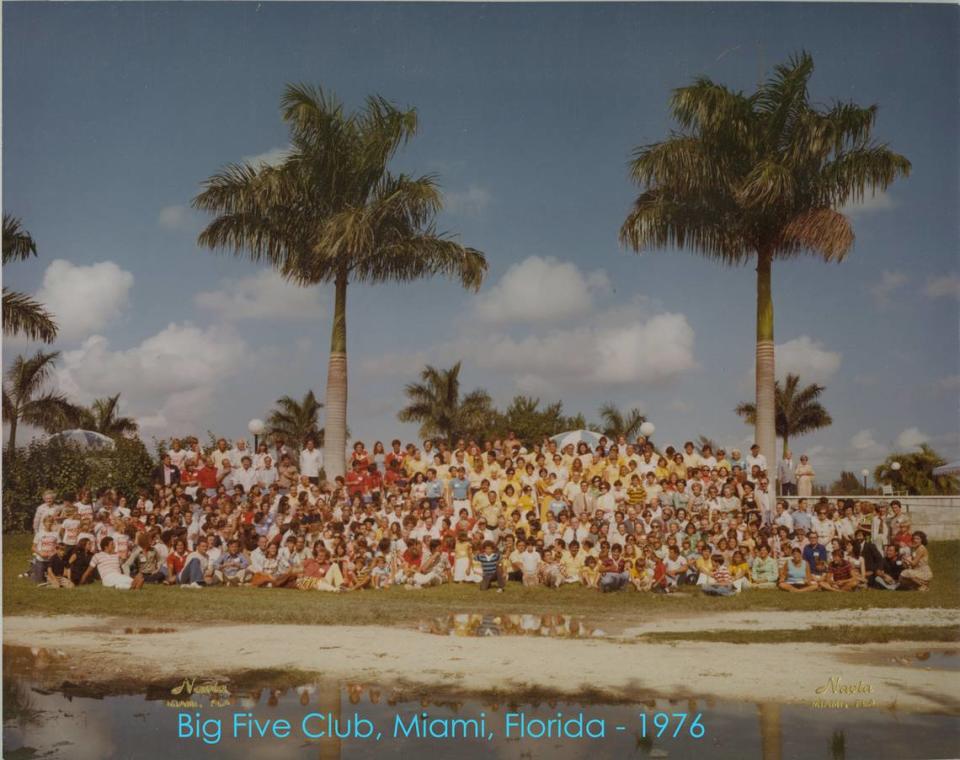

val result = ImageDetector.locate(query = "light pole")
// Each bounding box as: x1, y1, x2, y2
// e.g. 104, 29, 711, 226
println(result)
891, 460, 901, 495
860, 468, 869, 493
248, 418, 265, 451
639, 421, 655, 447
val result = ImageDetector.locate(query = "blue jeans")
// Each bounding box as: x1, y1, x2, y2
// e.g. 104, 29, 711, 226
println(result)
179, 558, 206, 585
600, 572, 629, 591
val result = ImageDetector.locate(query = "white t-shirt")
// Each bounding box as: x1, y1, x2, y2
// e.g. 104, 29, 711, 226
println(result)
168, 448, 188, 469
520, 551, 541, 574
61, 518, 81, 546
300, 449, 324, 478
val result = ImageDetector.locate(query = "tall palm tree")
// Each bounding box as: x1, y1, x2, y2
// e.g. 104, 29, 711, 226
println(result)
620, 52, 909, 489
398, 362, 493, 444
598, 403, 646, 440
76, 393, 139, 437
735, 373, 832, 454
2, 215, 57, 343
267, 390, 324, 448
3, 351, 82, 452
193, 85, 487, 479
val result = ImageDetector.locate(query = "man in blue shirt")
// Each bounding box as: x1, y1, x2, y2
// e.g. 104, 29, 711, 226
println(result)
425, 468, 445, 510
448, 466, 471, 515
792, 499, 813, 533
214, 539, 251, 586
802, 532, 828, 576
476, 541, 505, 592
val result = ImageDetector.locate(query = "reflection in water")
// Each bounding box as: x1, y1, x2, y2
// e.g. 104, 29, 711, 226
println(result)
759, 702, 781, 760
3, 646, 960, 760
418, 613, 607, 638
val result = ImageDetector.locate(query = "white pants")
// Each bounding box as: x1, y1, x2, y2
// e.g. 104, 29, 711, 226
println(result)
102, 573, 133, 589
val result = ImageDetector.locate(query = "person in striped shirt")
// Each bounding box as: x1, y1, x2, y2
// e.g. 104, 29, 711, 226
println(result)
475, 541, 505, 592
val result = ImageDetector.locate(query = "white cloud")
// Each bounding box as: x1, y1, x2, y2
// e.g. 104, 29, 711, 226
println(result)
474, 256, 610, 324
444, 184, 491, 217
475, 309, 697, 389
158, 204, 195, 231
897, 426, 929, 449
774, 335, 842, 384
868, 270, 907, 306
242, 145, 291, 167
34, 259, 133, 342
194, 269, 328, 321
841, 189, 894, 216
851, 429, 879, 452
56, 322, 248, 432
925, 274, 960, 299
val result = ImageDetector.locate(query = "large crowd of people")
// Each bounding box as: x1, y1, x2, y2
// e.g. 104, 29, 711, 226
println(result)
28, 432, 934, 596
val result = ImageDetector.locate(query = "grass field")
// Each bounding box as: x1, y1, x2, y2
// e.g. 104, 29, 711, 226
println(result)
3, 535, 958, 628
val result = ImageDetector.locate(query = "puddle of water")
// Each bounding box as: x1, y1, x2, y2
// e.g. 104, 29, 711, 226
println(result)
889, 650, 960, 671
417, 613, 608, 638
4, 646, 959, 760
116, 627, 178, 635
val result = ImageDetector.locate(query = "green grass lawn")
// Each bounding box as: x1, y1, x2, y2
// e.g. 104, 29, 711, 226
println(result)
3, 535, 958, 628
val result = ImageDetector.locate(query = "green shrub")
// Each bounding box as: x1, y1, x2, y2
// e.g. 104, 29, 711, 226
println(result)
2, 436, 155, 532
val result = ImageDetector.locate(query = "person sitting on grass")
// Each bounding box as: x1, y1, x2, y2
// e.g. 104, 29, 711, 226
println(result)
750, 545, 779, 589
250, 542, 298, 588
45, 543, 74, 588
178, 537, 211, 588
213, 538, 252, 586
778, 547, 819, 592
898, 531, 932, 591
700, 554, 738, 596
599, 544, 630, 592
819, 548, 859, 591
872, 544, 904, 590
81, 537, 145, 590
476, 540, 505, 593
297, 544, 344, 591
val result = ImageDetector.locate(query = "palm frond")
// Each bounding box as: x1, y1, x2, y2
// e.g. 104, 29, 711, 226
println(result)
2, 288, 58, 343
2, 215, 38, 264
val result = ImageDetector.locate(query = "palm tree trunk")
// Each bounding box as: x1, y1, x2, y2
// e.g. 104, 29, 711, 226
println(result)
7, 414, 18, 454
323, 271, 348, 481
755, 251, 777, 494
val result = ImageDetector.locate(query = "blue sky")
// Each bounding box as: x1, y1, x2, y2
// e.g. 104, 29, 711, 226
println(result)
3, 2, 958, 483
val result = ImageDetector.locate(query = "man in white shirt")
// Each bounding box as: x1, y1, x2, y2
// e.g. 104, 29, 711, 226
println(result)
234, 456, 259, 494
257, 455, 278, 488
229, 439, 250, 468
746, 444, 768, 475
299, 438, 323, 485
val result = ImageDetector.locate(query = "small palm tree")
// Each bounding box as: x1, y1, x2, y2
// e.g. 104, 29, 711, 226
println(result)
398, 362, 493, 444
193, 85, 487, 479
620, 51, 909, 484
735, 373, 832, 453
267, 390, 324, 448
2, 215, 57, 343
3, 351, 82, 452
76, 393, 139, 438
598, 403, 646, 440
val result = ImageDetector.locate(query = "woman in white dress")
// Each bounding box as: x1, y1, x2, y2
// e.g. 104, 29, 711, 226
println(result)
796, 455, 816, 497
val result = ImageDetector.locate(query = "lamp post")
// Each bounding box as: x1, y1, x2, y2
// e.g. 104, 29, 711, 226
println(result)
639, 421, 655, 447
248, 418, 265, 451
860, 468, 869, 493
891, 460, 901, 495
